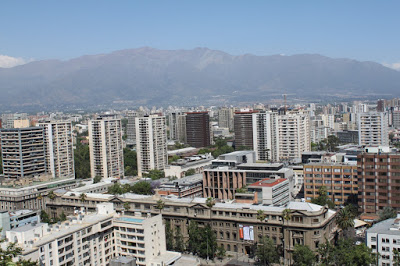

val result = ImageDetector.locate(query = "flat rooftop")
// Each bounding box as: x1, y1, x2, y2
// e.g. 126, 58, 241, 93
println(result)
248, 178, 288, 187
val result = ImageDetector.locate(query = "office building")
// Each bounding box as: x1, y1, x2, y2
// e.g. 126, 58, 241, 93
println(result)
247, 178, 290, 206
336, 130, 359, 144
234, 111, 257, 150
357, 112, 389, 146
169, 111, 187, 143
1, 127, 46, 179
303, 163, 358, 207
358, 152, 400, 214
136, 115, 168, 177
89, 115, 124, 179
185, 112, 210, 148
38, 121, 75, 179
157, 174, 203, 198
393, 111, 400, 129
1, 113, 28, 129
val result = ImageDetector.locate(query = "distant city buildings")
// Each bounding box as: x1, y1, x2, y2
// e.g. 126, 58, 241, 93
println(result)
88, 115, 124, 179
135, 114, 168, 177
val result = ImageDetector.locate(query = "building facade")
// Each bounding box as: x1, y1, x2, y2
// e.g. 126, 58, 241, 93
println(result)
357, 112, 389, 146
39, 121, 75, 179
1, 127, 46, 179
185, 112, 210, 148
218, 107, 234, 131
135, 115, 168, 177
89, 116, 124, 179
126, 110, 137, 145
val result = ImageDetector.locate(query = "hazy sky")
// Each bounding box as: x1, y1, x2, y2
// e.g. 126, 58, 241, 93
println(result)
1, 1, 400, 67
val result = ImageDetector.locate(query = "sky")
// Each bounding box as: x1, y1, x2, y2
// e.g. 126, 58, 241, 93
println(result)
1, 1, 400, 69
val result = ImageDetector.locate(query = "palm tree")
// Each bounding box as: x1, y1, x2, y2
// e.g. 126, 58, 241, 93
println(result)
281, 208, 292, 264
336, 207, 355, 238
257, 210, 266, 222
37, 193, 43, 200
47, 190, 56, 201
123, 202, 131, 211
155, 199, 165, 213
79, 193, 87, 203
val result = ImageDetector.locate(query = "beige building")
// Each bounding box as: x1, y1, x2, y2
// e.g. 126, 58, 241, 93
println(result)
13, 119, 30, 128
357, 112, 389, 146
136, 115, 168, 177
39, 121, 75, 179
89, 115, 124, 179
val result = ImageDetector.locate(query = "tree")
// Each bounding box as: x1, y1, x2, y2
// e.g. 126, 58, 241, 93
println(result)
165, 220, 174, 250
198, 225, 217, 259
123, 202, 131, 211
185, 168, 196, 176
216, 245, 226, 260
393, 249, 400, 266
74, 138, 91, 179
108, 183, 124, 195
93, 176, 102, 184
131, 181, 153, 195
40, 210, 51, 224
124, 148, 137, 176
317, 135, 340, 152
236, 186, 247, 193
174, 226, 185, 252
206, 197, 215, 208
155, 199, 165, 212
79, 193, 87, 203
198, 148, 212, 155
379, 206, 397, 221
168, 155, 180, 164
257, 210, 266, 222
336, 206, 355, 238
59, 211, 67, 222
311, 186, 335, 209
47, 190, 56, 201
145, 169, 165, 180
187, 220, 201, 254
255, 236, 280, 266
292, 245, 315, 266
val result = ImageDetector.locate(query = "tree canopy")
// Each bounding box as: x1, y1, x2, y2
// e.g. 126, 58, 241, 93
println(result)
255, 236, 280, 266
378, 206, 397, 221
74, 137, 90, 179
292, 245, 316, 266
124, 148, 137, 176
311, 186, 335, 209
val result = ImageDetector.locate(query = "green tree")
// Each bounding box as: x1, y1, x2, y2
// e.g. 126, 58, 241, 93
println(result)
216, 245, 226, 260
131, 181, 153, 195
317, 135, 340, 152
255, 236, 280, 266
59, 211, 67, 222
198, 148, 211, 155
165, 220, 174, 250
155, 199, 165, 212
212, 145, 234, 158
108, 183, 124, 195
123, 202, 131, 211
198, 225, 217, 259
124, 148, 137, 176
93, 176, 102, 184
74, 138, 91, 179
336, 206, 355, 238
311, 186, 335, 209
293, 245, 315, 266
47, 190, 56, 201
40, 210, 51, 224
393, 249, 400, 266
206, 197, 215, 208
185, 168, 196, 176
145, 169, 165, 180
174, 226, 185, 252
168, 155, 180, 164
79, 193, 87, 203
187, 221, 201, 253
332, 240, 376, 266
379, 206, 397, 221
257, 210, 266, 222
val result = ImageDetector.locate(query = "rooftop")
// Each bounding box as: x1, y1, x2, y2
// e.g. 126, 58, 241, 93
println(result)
367, 217, 400, 235
248, 178, 288, 188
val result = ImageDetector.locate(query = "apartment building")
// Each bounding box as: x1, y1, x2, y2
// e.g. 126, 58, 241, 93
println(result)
89, 115, 124, 179
5, 203, 180, 266
126, 110, 137, 145
135, 115, 168, 177
233, 111, 257, 150
157, 174, 203, 198
366, 215, 400, 266
358, 152, 400, 214
1, 113, 28, 129
273, 112, 311, 161
247, 178, 290, 206
38, 121, 75, 179
218, 107, 234, 131
185, 112, 211, 148
357, 112, 389, 146
1, 127, 46, 179
303, 163, 358, 207
44, 193, 338, 262
168, 111, 187, 143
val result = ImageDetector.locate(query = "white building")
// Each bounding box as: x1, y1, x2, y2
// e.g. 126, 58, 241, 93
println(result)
126, 110, 137, 145
357, 112, 389, 146
3, 203, 181, 266
273, 112, 311, 161
38, 121, 75, 179
252, 111, 275, 161
89, 115, 124, 179
366, 215, 400, 266
247, 178, 290, 206
136, 115, 168, 177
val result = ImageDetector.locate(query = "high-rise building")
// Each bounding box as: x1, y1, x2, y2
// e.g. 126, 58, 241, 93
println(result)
168, 111, 187, 143
1, 127, 46, 178
273, 112, 311, 161
358, 152, 400, 214
136, 115, 168, 177
126, 110, 137, 145
393, 111, 400, 129
357, 112, 389, 146
234, 111, 257, 150
88, 115, 124, 179
218, 107, 234, 131
185, 112, 210, 148
38, 121, 75, 179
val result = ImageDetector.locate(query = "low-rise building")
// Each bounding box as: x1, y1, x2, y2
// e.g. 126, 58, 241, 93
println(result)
0, 209, 40, 237
164, 154, 213, 178
366, 215, 400, 266
158, 174, 203, 198
247, 178, 290, 206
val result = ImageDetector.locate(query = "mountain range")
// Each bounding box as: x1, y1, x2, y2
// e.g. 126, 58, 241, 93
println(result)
0, 47, 399, 110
